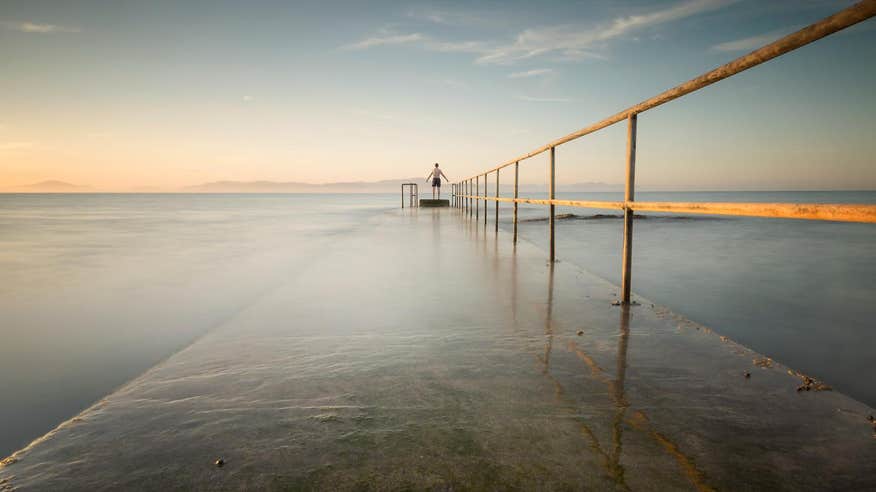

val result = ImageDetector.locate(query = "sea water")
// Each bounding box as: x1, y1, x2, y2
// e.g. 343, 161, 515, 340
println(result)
508, 191, 876, 407
0, 193, 395, 457
0, 191, 873, 458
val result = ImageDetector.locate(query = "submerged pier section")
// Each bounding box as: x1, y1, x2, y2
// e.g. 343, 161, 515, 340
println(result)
420, 198, 449, 207
1, 207, 873, 490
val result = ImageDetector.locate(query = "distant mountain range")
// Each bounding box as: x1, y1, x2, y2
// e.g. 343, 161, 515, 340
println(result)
1, 180, 92, 192
184, 180, 622, 193
184, 178, 426, 193
1, 179, 622, 193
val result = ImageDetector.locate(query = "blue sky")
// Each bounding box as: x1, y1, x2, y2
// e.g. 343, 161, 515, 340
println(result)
1, 0, 874, 190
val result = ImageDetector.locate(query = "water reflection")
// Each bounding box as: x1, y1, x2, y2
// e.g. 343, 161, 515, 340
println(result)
499, 233, 706, 490
430, 208, 442, 269
535, 261, 625, 485
511, 244, 518, 324
610, 306, 631, 485
541, 264, 554, 374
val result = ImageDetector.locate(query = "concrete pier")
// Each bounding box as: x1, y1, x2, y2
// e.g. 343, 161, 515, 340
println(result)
419, 198, 449, 207
1, 207, 874, 490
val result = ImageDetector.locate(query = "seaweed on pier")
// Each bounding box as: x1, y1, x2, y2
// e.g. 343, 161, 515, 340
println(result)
787, 369, 832, 392
753, 357, 773, 368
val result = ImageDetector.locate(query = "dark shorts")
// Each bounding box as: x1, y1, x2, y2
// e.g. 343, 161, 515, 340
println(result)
432, 178, 441, 187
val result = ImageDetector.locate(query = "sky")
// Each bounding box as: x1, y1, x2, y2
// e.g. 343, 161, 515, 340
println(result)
1, 0, 874, 191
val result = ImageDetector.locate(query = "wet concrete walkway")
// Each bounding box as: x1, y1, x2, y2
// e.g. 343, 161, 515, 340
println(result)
1, 207, 874, 491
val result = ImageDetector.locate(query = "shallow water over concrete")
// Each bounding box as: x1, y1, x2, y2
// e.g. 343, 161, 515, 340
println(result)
1, 207, 874, 490
0, 193, 394, 456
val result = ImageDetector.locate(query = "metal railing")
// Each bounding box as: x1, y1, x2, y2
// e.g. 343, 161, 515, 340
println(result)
401, 183, 418, 208
452, 0, 876, 304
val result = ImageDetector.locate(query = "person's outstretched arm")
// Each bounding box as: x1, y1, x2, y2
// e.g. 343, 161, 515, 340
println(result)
425, 170, 434, 182
439, 169, 449, 181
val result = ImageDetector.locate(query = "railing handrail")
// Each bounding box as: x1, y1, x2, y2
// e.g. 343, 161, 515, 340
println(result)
461, 0, 876, 181
451, 1, 876, 304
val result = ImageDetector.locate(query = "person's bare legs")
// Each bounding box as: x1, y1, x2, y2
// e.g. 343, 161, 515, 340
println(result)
432, 186, 437, 199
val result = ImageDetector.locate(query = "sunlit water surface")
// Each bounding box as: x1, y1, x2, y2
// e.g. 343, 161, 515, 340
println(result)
0, 193, 394, 457
506, 190, 876, 406
1, 191, 874, 458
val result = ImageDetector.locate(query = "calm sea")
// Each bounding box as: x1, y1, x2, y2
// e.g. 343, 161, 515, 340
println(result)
510, 190, 876, 409
1, 191, 874, 458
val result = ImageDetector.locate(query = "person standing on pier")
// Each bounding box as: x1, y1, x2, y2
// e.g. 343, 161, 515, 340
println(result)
426, 163, 449, 199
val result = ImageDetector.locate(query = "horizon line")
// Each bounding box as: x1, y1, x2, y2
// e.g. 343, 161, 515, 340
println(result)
3, 188, 876, 195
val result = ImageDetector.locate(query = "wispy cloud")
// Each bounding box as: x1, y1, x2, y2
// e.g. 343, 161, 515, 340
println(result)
344, 28, 487, 54
4, 21, 80, 33
509, 68, 554, 79
0, 141, 36, 150
242, 95, 254, 103
424, 40, 489, 54
514, 95, 575, 103
347, 0, 735, 65
711, 25, 800, 52
405, 7, 500, 27
477, 0, 735, 64
343, 32, 424, 50
406, 7, 459, 26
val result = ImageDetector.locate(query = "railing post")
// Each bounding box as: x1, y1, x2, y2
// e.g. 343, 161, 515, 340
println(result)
401, 184, 404, 209
481, 174, 485, 221
549, 146, 556, 262
495, 170, 499, 233
484, 173, 488, 227
621, 113, 637, 304
476, 176, 479, 220
513, 161, 519, 243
